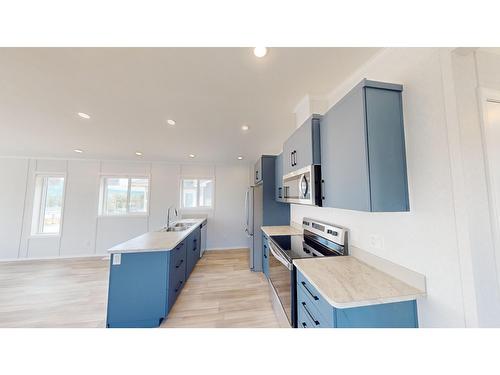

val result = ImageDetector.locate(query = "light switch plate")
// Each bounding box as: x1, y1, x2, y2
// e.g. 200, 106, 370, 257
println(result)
112, 253, 121, 265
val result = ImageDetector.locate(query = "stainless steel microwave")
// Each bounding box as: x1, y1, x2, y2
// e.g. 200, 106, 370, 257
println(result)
282, 165, 322, 206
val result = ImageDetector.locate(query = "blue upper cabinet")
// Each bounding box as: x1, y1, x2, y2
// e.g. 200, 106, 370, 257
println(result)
321, 79, 409, 212
274, 152, 285, 202
282, 115, 321, 176
254, 158, 263, 185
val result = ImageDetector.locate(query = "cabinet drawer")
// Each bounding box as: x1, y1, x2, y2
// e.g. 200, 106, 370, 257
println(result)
296, 286, 331, 328
297, 270, 334, 327
297, 301, 316, 328
168, 260, 186, 309
170, 241, 186, 264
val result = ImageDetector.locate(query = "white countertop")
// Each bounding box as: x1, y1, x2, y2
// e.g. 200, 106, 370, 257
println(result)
108, 218, 206, 254
261, 224, 303, 237
293, 256, 426, 309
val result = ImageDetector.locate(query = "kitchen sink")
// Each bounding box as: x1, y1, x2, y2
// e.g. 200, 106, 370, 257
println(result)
160, 222, 194, 232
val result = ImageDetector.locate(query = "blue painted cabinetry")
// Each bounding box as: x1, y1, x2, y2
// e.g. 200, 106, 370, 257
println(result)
185, 226, 201, 278
282, 115, 321, 176
251, 155, 290, 273
168, 241, 187, 312
274, 153, 285, 202
262, 235, 270, 278
320, 79, 409, 212
106, 251, 169, 328
106, 223, 204, 328
296, 270, 418, 328
254, 158, 263, 184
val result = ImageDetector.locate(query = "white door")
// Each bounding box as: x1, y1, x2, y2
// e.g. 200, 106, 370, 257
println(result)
481, 95, 500, 285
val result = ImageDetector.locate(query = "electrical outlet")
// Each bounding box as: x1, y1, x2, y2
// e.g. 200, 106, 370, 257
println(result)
368, 234, 384, 251
112, 253, 121, 265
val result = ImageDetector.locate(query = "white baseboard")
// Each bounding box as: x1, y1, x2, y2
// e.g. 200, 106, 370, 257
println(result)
205, 247, 249, 251
0, 253, 109, 263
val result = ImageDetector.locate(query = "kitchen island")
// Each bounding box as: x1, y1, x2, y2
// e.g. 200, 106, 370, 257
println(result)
106, 218, 206, 328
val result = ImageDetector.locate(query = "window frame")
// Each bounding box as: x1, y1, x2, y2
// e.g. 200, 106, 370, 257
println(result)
180, 177, 215, 211
31, 173, 67, 237
98, 175, 151, 217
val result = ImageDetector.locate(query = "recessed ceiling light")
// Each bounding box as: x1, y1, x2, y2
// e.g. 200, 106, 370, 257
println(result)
237, 156, 244, 160
77, 112, 90, 119
135, 152, 143, 156
241, 125, 249, 131
74, 149, 83, 153
167, 119, 176, 126
189, 154, 195, 158
253, 47, 268, 58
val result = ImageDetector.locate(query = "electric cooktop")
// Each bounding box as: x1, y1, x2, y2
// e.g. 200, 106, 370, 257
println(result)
270, 230, 346, 261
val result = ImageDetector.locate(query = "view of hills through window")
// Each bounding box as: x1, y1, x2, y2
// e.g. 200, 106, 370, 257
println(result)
101, 177, 149, 215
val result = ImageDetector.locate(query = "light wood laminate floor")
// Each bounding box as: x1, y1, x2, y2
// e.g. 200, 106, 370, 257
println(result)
0, 249, 280, 328
162, 249, 280, 328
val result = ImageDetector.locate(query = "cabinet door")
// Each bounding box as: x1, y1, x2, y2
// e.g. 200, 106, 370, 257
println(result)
282, 138, 294, 176
185, 231, 196, 278
193, 227, 201, 262
321, 85, 371, 210
262, 236, 269, 278
292, 120, 314, 171
254, 158, 263, 184
275, 153, 284, 201
365, 88, 409, 211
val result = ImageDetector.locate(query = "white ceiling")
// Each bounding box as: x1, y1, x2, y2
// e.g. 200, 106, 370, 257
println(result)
0, 48, 379, 163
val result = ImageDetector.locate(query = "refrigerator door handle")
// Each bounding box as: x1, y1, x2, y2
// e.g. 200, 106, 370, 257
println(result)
245, 188, 254, 236
244, 189, 249, 232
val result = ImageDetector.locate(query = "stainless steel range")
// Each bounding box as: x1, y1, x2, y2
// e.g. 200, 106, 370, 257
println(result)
268, 218, 348, 327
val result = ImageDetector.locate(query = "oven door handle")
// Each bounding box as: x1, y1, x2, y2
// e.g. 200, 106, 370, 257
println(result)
269, 242, 293, 271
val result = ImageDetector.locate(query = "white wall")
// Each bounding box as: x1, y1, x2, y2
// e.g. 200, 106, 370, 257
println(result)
208, 164, 249, 249
288, 48, 500, 327
0, 158, 28, 259
0, 157, 250, 260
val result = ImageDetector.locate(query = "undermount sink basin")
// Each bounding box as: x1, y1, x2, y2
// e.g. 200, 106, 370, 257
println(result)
160, 222, 195, 232
165, 226, 187, 232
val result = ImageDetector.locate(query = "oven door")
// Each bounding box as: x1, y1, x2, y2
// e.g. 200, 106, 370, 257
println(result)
268, 241, 293, 326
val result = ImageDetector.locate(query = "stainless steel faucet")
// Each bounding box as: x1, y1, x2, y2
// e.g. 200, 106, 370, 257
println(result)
166, 206, 178, 228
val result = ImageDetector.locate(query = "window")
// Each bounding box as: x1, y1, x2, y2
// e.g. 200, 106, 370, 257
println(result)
99, 177, 149, 216
32, 175, 65, 235
181, 178, 214, 209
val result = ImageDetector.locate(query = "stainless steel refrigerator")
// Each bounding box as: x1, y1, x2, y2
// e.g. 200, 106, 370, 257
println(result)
245, 184, 263, 270
245, 156, 290, 272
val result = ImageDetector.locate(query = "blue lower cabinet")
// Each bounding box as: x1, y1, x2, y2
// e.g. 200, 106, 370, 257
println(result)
297, 299, 316, 328
297, 285, 329, 328
335, 300, 418, 328
297, 270, 334, 326
168, 241, 187, 312
185, 227, 201, 278
296, 270, 418, 328
262, 236, 269, 278
106, 231, 199, 328
106, 251, 169, 328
